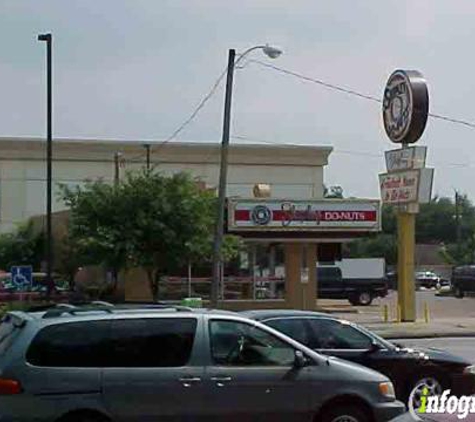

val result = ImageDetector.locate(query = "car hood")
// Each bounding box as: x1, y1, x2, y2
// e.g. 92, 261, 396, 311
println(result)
396, 345, 470, 367
323, 354, 390, 383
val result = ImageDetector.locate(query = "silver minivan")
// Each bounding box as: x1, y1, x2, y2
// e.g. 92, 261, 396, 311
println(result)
0, 304, 405, 421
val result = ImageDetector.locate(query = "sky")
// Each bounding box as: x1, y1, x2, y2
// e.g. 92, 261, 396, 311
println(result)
1, 0, 475, 200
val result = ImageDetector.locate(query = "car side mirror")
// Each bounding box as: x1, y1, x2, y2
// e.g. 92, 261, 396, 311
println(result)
366, 341, 382, 354
293, 350, 308, 368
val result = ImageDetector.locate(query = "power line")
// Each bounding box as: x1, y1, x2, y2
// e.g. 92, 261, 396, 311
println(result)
232, 134, 475, 168
134, 58, 475, 167
250, 60, 383, 103
251, 59, 475, 130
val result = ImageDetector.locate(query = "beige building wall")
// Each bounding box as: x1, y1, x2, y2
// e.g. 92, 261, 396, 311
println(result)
0, 138, 332, 232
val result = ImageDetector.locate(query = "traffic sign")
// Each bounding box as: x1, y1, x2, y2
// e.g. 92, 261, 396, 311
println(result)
10, 266, 33, 291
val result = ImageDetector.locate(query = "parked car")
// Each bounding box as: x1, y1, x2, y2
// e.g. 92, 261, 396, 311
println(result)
243, 309, 475, 408
0, 303, 404, 422
415, 271, 441, 289
385, 271, 450, 291
452, 265, 475, 298
318, 266, 388, 306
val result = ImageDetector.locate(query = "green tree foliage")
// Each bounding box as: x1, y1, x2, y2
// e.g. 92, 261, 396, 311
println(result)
348, 195, 475, 266
0, 222, 44, 271
61, 170, 242, 299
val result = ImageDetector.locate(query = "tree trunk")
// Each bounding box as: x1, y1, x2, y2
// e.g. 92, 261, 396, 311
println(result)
153, 270, 162, 301
146, 268, 156, 301
111, 268, 119, 293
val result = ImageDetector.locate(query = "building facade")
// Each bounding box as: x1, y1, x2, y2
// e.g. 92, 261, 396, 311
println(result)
0, 137, 333, 232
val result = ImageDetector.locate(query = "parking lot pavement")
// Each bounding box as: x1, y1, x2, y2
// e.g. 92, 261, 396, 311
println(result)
320, 290, 475, 339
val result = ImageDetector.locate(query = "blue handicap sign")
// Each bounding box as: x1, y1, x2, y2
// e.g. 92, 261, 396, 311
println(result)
10, 266, 33, 291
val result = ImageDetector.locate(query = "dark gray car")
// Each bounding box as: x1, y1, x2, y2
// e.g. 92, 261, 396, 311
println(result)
0, 304, 405, 421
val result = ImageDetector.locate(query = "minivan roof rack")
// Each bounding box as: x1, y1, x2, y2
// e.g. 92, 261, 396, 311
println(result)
42, 304, 114, 319
41, 302, 194, 319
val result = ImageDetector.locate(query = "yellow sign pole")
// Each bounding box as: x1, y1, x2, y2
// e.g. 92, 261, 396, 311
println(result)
397, 211, 416, 322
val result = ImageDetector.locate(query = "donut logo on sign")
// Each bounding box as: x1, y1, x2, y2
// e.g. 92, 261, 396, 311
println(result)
251, 205, 272, 226
383, 70, 429, 144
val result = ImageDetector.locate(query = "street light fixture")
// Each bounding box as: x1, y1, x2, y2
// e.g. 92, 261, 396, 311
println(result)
38, 33, 54, 294
210, 44, 283, 308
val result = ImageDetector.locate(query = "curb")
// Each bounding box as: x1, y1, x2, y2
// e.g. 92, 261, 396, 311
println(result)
318, 307, 359, 314
373, 330, 475, 340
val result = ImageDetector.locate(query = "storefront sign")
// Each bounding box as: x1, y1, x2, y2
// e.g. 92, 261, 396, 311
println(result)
227, 199, 381, 232
379, 168, 434, 205
385, 146, 427, 172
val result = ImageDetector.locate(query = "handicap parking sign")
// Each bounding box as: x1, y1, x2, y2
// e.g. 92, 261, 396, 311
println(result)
10, 266, 33, 291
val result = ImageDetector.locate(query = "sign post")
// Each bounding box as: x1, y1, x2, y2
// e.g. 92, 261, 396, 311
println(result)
381, 69, 431, 322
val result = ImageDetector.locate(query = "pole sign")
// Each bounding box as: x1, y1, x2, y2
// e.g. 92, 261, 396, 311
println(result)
381, 69, 433, 208
382, 70, 429, 145
379, 168, 434, 205
385, 146, 427, 172
227, 199, 381, 232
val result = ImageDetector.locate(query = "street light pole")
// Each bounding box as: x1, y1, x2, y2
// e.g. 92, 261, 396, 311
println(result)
210, 45, 282, 308
211, 49, 236, 308
38, 33, 54, 294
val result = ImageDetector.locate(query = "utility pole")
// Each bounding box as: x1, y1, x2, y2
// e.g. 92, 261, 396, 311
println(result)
38, 33, 54, 294
211, 49, 236, 308
144, 144, 151, 170
455, 190, 462, 244
114, 152, 122, 186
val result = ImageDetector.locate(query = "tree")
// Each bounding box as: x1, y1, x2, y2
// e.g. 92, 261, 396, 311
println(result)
348, 195, 475, 266
61, 170, 242, 300
60, 180, 130, 292
0, 222, 44, 271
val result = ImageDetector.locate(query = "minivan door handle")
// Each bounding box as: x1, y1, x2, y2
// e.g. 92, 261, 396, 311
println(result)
179, 377, 202, 388
210, 376, 232, 387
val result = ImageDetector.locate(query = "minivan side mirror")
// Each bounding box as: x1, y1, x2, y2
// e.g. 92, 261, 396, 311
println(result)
293, 350, 308, 368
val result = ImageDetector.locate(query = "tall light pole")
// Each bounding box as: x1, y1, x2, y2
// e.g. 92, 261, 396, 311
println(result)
38, 33, 54, 294
210, 45, 282, 308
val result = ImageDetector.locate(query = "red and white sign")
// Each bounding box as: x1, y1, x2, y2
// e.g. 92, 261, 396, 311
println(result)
227, 199, 381, 232
379, 168, 433, 205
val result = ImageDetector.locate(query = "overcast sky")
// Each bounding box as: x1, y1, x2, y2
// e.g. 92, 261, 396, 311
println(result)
1, 0, 475, 200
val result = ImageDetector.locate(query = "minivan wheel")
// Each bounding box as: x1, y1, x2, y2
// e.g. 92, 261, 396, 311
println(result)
455, 287, 465, 298
321, 404, 370, 422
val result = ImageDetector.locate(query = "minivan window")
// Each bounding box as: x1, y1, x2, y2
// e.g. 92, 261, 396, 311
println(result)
107, 318, 197, 368
210, 320, 295, 366
26, 321, 110, 367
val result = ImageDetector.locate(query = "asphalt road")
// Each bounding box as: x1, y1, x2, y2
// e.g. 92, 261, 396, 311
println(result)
395, 337, 475, 362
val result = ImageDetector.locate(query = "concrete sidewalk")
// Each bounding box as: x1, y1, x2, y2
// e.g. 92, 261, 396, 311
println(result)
361, 318, 475, 339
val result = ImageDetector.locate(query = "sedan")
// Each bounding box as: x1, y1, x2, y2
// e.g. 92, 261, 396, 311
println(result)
243, 310, 475, 408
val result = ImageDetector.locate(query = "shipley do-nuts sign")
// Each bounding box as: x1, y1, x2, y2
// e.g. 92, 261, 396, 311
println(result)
227, 199, 381, 232
380, 69, 434, 206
